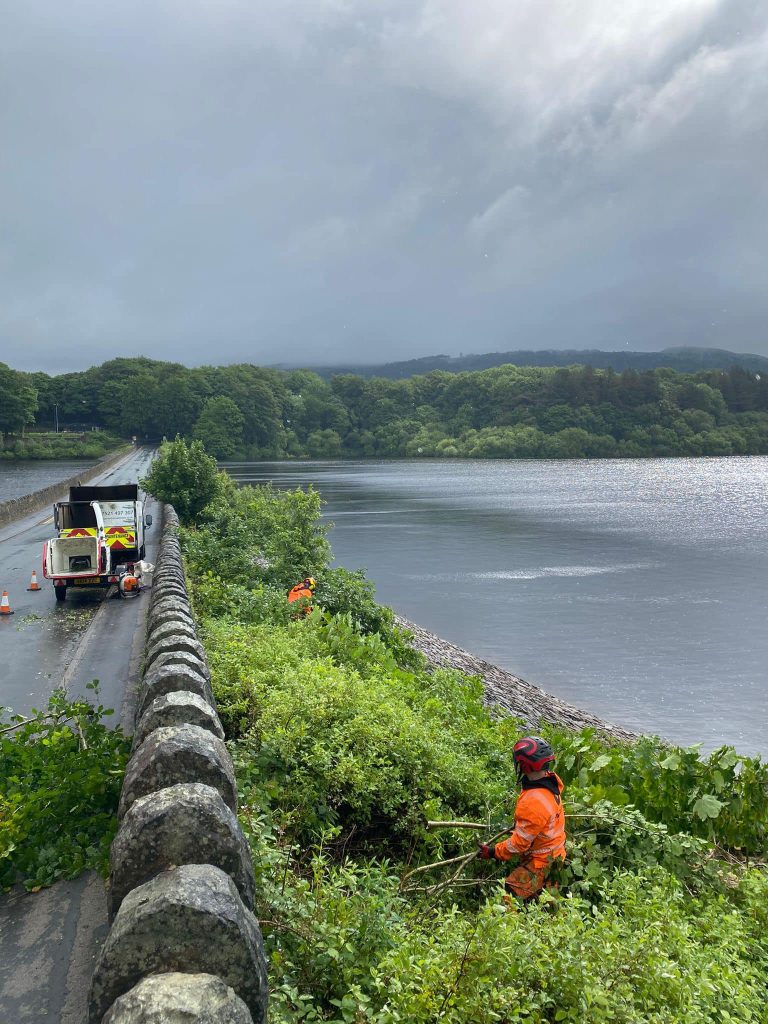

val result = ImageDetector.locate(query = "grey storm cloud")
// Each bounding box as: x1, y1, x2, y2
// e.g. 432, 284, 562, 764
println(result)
1, 0, 766, 373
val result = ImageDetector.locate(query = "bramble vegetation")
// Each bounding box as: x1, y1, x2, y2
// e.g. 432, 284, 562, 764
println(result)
182, 480, 768, 1023
5, 355, 768, 458
0, 685, 129, 891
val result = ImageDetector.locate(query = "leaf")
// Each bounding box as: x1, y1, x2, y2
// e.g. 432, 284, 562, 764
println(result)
692, 794, 724, 820
659, 753, 681, 770
588, 754, 612, 772
717, 750, 739, 770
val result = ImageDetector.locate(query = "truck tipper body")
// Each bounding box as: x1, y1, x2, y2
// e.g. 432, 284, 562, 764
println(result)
42, 484, 152, 600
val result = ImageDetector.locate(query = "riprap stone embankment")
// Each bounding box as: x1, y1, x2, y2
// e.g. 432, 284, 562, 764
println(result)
396, 614, 637, 742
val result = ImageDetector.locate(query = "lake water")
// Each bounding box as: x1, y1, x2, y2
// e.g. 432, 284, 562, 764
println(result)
0, 459, 97, 502
225, 458, 768, 758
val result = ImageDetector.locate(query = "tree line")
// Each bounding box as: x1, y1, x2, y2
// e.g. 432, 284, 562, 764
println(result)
2, 356, 768, 459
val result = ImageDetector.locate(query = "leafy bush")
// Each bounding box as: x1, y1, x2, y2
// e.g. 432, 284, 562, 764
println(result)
185, 482, 329, 589
0, 686, 129, 890
141, 435, 230, 524
541, 726, 768, 853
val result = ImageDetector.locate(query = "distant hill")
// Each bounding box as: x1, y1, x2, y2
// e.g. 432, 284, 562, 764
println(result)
287, 346, 768, 380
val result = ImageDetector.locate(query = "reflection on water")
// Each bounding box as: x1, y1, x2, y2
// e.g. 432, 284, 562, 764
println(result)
225, 457, 768, 757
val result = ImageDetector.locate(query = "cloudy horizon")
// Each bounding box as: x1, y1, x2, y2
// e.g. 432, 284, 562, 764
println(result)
1, 0, 767, 374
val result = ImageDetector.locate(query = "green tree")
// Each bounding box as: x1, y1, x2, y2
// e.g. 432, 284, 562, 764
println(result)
0, 363, 38, 440
193, 396, 245, 460
140, 436, 228, 524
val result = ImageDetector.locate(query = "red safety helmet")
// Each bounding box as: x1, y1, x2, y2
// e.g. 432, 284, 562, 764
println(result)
513, 736, 555, 775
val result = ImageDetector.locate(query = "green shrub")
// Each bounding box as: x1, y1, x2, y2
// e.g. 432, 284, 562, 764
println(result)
0, 686, 129, 890
141, 435, 230, 524
185, 482, 329, 589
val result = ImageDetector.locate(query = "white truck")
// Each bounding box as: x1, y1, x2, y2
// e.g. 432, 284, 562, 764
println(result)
42, 484, 152, 601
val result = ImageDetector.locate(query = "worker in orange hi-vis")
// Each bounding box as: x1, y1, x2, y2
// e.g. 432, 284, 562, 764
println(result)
287, 576, 316, 616
478, 736, 566, 902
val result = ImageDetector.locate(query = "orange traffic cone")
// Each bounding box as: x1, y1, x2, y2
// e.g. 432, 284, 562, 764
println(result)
0, 591, 14, 615
27, 571, 42, 592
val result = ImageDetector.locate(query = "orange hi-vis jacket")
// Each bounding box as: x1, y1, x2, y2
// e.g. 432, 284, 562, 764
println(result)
287, 584, 313, 604
494, 773, 566, 870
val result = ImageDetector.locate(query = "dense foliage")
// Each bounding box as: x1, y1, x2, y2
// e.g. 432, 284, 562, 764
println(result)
4, 355, 768, 459
181, 479, 768, 1023
140, 436, 231, 524
0, 361, 38, 439
0, 686, 129, 890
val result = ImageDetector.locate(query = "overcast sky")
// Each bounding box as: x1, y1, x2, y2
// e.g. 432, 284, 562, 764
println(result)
1, 0, 767, 374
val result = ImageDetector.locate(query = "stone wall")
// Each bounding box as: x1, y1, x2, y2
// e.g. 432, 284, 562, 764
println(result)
396, 614, 637, 741
88, 506, 268, 1024
0, 446, 132, 528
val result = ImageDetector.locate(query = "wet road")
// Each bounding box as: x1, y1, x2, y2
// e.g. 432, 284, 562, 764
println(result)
0, 446, 160, 1023
0, 445, 156, 718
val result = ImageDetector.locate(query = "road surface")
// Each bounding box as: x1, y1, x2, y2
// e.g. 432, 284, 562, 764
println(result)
0, 446, 160, 1022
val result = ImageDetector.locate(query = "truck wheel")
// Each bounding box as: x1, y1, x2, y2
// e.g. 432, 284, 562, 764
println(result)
55, 586, 67, 602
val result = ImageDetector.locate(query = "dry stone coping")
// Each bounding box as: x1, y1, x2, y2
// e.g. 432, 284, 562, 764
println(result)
146, 618, 198, 647
149, 594, 193, 616
109, 783, 255, 918
153, 556, 183, 570
149, 581, 188, 602
150, 574, 187, 592
150, 595, 193, 619
154, 561, 183, 577
89, 865, 267, 1024
118, 724, 236, 820
145, 634, 208, 673
150, 582, 186, 600
154, 555, 183, 569
146, 650, 211, 684
102, 973, 253, 1023
151, 573, 185, 589
153, 560, 184, 573
150, 591, 192, 611
132, 691, 223, 751
136, 664, 214, 721
149, 606, 195, 633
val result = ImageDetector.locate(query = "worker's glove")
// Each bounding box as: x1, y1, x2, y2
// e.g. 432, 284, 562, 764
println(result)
477, 843, 495, 860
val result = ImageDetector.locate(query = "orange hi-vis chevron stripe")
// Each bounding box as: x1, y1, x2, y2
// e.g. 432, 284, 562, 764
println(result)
60, 526, 135, 547
105, 527, 136, 549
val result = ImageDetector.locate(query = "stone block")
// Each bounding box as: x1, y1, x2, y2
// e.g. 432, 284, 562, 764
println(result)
136, 664, 213, 721
149, 606, 195, 633
102, 973, 254, 1023
150, 595, 193, 621
133, 691, 223, 751
109, 783, 255, 917
146, 634, 207, 672
150, 583, 188, 605
146, 619, 198, 648
88, 865, 267, 1024
118, 724, 236, 819
146, 650, 211, 684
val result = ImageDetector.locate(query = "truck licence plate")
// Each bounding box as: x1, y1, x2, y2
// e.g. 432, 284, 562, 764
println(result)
73, 577, 102, 586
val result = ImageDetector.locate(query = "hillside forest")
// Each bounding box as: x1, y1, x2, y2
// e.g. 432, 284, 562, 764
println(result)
2, 356, 768, 460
